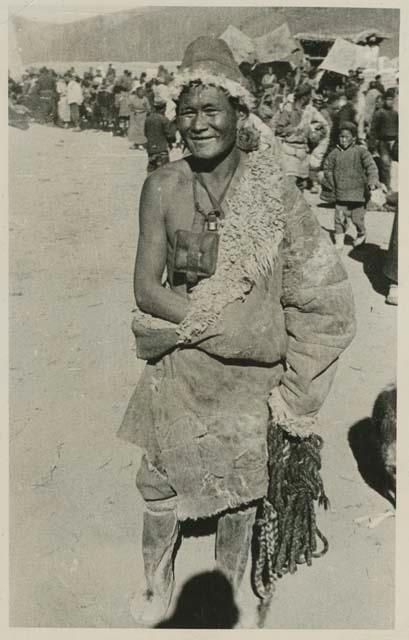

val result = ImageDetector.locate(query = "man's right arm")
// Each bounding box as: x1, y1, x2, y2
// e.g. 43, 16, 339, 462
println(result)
134, 172, 189, 324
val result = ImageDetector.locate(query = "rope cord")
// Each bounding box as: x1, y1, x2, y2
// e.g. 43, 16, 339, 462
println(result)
253, 420, 330, 624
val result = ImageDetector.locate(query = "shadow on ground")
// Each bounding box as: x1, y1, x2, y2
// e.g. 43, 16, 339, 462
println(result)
348, 243, 388, 296
348, 418, 395, 506
155, 570, 239, 628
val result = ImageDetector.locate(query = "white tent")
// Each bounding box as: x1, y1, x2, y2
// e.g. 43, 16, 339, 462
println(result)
220, 24, 256, 64
318, 37, 367, 76
253, 22, 299, 64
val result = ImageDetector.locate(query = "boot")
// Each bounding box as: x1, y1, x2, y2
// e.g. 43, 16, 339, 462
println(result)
216, 506, 258, 628
130, 497, 179, 627
386, 284, 398, 305
215, 506, 256, 593
353, 233, 366, 248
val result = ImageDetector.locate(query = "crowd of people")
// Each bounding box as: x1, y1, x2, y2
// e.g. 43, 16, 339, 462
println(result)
8, 64, 181, 172
8, 53, 399, 302
8, 60, 399, 188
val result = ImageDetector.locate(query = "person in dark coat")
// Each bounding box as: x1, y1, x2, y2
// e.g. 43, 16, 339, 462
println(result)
368, 89, 398, 192
144, 101, 176, 172
330, 85, 359, 148
323, 121, 379, 250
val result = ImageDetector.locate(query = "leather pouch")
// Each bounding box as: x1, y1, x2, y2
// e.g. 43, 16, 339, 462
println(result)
170, 229, 219, 286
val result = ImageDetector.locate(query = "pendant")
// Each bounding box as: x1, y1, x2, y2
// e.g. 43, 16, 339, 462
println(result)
207, 211, 219, 231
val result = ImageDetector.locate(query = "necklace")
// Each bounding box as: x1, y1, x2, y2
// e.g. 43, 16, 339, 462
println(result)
193, 160, 240, 229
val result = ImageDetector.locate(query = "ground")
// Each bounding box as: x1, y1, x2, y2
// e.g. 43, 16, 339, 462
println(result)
9, 123, 396, 629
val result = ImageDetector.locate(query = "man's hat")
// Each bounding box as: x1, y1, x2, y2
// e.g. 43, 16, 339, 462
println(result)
170, 36, 254, 110
180, 36, 243, 83
339, 121, 357, 136
385, 88, 396, 99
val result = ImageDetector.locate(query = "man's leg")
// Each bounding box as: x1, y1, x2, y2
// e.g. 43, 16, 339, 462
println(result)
70, 103, 80, 130
215, 505, 257, 593
130, 455, 179, 626
334, 204, 348, 249
351, 204, 366, 246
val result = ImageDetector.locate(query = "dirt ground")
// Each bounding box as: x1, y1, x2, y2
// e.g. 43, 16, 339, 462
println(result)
9, 122, 396, 629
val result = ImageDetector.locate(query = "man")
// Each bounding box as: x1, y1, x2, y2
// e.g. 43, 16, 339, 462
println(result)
374, 74, 385, 95
261, 65, 277, 97
330, 84, 359, 148
363, 80, 382, 129
369, 88, 398, 191
35, 66, 56, 124
144, 100, 176, 172
106, 63, 116, 83
84, 66, 94, 82
66, 74, 83, 131
275, 83, 329, 191
116, 69, 133, 92
92, 67, 104, 88
119, 36, 355, 627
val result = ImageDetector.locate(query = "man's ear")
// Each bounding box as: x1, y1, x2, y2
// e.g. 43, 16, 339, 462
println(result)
237, 107, 248, 127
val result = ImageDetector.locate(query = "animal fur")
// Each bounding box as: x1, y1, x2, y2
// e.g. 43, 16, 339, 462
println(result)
372, 384, 396, 504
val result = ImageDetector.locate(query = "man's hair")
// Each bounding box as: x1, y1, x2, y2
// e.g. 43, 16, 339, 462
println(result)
175, 80, 249, 116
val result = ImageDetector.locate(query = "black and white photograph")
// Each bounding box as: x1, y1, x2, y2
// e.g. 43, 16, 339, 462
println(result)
6, 0, 402, 631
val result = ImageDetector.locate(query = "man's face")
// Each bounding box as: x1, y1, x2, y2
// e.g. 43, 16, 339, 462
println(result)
177, 85, 241, 160
339, 129, 354, 149
385, 97, 394, 110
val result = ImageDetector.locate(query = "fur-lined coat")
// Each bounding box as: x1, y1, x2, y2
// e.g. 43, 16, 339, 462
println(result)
118, 142, 356, 521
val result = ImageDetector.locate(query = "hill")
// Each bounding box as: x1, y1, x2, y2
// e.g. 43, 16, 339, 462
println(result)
12, 6, 399, 65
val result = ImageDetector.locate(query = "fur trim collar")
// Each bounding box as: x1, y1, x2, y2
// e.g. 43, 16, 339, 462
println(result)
176, 143, 286, 342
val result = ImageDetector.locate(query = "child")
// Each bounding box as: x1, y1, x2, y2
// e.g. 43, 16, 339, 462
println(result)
323, 121, 379, 249
144, 101, 176, 173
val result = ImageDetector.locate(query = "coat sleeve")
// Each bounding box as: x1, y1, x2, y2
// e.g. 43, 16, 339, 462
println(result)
269, 184, 356, 436
360, 147, 379, 186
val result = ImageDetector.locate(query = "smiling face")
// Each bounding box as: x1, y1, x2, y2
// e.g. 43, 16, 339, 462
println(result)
177, 84, 243, 161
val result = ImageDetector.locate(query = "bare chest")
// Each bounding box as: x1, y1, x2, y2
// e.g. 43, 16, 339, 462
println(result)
165, 180, 223, 249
